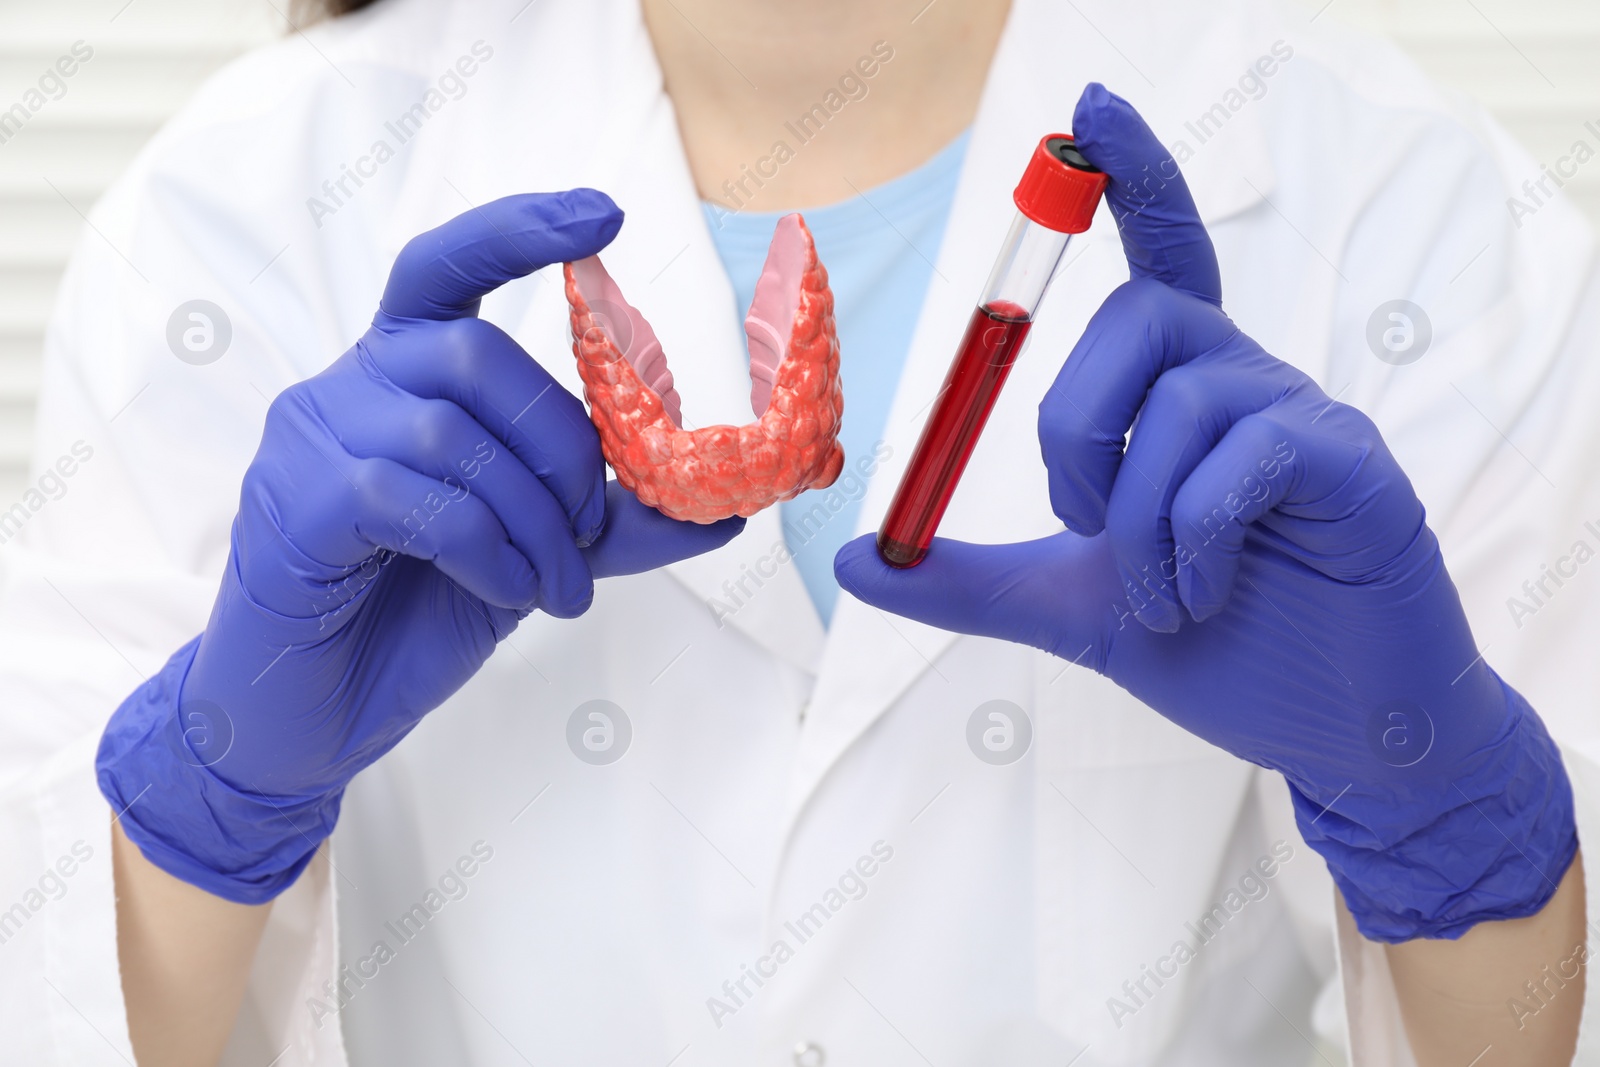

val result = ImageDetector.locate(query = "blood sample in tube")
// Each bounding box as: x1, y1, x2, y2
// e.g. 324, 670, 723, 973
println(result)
878, 134, 1109, 567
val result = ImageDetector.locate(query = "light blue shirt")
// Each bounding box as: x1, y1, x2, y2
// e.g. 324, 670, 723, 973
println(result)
702, 130, 970, 624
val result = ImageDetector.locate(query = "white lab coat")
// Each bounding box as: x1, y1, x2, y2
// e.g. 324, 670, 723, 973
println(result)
3, 0, 1599, 1063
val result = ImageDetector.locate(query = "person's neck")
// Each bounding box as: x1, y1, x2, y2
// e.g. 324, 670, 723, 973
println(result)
642, 0, 1010, 212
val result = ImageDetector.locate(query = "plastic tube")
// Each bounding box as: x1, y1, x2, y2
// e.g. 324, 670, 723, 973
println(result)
877, 135, 1109, 567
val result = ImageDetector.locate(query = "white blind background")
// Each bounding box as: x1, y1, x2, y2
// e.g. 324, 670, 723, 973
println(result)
0, 0, 1594, 504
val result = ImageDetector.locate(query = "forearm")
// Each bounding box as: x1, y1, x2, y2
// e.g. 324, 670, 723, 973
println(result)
1386, 848, 1586, 1067
113, 817, 272, 1067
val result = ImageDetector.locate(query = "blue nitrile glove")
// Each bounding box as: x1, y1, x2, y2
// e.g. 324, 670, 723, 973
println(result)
836, 85, 1577, 942
98, 191, 745, 904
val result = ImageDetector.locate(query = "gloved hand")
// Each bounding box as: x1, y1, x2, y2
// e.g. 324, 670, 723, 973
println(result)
836, 85, 1576, 942
98, 191, 745, 903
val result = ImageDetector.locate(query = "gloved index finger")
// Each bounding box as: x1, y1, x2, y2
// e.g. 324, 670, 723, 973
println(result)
380, 190, 624, 321
1072, 83, 1222, 307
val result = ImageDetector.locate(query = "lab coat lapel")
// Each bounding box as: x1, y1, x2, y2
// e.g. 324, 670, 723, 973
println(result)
787, 0, 1281, 818
411, 0, 828, 673
593, 84, 830, 674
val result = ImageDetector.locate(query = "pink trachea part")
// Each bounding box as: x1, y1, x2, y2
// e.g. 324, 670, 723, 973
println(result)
564, 213, 844, 524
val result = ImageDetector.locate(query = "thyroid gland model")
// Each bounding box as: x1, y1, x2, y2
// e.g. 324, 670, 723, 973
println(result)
564, 214, 844, 523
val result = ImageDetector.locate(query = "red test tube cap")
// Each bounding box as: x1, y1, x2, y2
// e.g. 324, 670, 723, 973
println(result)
1013, 134, 1109, 234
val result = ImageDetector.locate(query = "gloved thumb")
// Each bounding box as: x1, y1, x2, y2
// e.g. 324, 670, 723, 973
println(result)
834, 531, 1117, 666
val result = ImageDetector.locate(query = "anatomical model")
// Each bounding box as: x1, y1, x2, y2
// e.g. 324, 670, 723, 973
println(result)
564, 213, 844, 523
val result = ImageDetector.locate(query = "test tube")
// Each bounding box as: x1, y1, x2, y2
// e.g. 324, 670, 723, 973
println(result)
876, 134, 1109, 567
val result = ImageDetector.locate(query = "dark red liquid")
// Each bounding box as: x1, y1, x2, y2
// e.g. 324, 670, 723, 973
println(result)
878, 300, 1033, 567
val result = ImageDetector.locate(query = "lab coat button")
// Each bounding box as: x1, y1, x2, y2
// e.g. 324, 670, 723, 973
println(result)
792, 1040, 825, 1066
